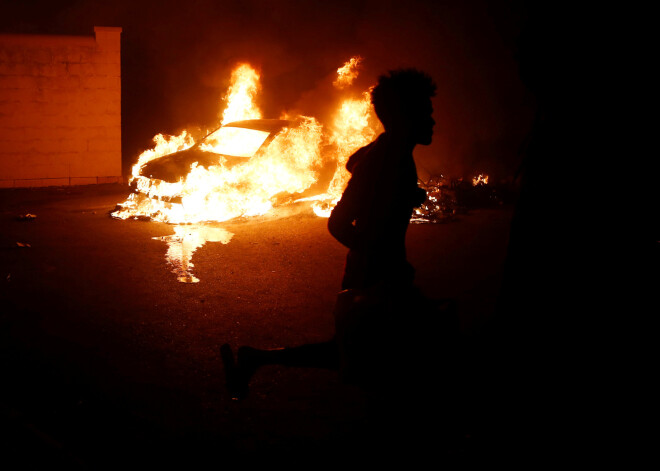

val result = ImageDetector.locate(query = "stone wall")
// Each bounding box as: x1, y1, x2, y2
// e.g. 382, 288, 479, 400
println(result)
0, 26, 122, 188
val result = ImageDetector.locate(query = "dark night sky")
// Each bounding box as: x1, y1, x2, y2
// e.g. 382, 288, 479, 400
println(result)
0, 0, 534, 179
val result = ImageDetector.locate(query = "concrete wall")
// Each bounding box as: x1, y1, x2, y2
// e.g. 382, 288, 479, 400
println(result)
0, 26, 122, 188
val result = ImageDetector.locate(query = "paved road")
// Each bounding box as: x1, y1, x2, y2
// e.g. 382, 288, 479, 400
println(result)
0, 184, 512, 465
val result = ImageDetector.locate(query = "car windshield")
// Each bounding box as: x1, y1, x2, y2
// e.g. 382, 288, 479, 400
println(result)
199, 126, 271, 158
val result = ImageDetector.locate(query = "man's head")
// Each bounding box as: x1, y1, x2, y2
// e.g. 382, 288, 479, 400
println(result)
370, 69, 436, 145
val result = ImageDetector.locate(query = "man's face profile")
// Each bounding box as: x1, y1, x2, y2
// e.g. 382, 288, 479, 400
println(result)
410, 98, 435, 146
371, 69, 436, 146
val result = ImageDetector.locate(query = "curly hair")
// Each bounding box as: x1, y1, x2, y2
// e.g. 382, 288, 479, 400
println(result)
370, 69, 436, 131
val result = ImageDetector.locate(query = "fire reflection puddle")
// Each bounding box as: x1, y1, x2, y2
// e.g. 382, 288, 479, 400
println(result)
154, 225, 233, 283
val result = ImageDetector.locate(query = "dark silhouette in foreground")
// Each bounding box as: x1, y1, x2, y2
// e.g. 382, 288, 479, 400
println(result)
221, 71, 463, 448
464, 4, 622, 463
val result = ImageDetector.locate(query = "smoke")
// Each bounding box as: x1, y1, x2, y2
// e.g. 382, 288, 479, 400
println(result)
1, 0, 532, 179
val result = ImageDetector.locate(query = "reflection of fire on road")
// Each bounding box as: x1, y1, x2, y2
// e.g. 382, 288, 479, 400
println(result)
154, 225, 233, 283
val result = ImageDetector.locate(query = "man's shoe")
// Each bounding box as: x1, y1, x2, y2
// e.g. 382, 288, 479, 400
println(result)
220, 343, 249, 400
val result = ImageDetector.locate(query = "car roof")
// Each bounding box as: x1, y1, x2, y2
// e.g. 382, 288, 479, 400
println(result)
220, 119, 292, 133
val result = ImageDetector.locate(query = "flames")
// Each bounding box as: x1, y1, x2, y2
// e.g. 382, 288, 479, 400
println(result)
311, 91, 381, 217
312, 57, 381, 216
179, 117, 323, 222
112, 58, 382, 224
472, 174, 489, 186
333, 56, 361, 89
221, 64, 262, 125
131, 131, 196, 181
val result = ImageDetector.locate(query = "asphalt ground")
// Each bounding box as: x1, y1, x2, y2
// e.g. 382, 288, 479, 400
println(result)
0, 184, 513, 467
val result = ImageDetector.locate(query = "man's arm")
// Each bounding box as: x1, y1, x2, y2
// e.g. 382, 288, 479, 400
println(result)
327, 178, 361, 249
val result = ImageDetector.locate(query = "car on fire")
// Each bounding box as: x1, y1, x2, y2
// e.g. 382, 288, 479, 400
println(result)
129, 118, 292, 204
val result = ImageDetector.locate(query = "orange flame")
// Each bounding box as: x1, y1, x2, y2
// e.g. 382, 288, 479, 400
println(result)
113, 58, 383, 223
312, 84, 382, 216
131, 131, 196, 180
179, 117, 323, 223
472, 174, 489, 186
221, 64, 262, 125
333, 56, 362, 89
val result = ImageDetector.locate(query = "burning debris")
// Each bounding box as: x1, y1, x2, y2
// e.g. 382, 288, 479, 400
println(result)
412, 176, 459, 223
112, 58, 381, 224
472, 174, 489, 186
412, 173, 505, 223
454, 174, 503, 209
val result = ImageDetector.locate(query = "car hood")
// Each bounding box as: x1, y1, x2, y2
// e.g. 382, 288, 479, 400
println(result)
139, 147, 249, 183
139, 119, 292, 183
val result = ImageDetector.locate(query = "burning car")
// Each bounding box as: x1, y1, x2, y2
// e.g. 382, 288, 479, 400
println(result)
113, 114, 328, 223
112, 60, 382, 224
130, 118, 291, 205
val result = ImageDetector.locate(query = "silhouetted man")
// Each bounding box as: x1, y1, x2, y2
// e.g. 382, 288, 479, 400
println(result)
329, 69, 434, 292
221, 69, 438, 398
